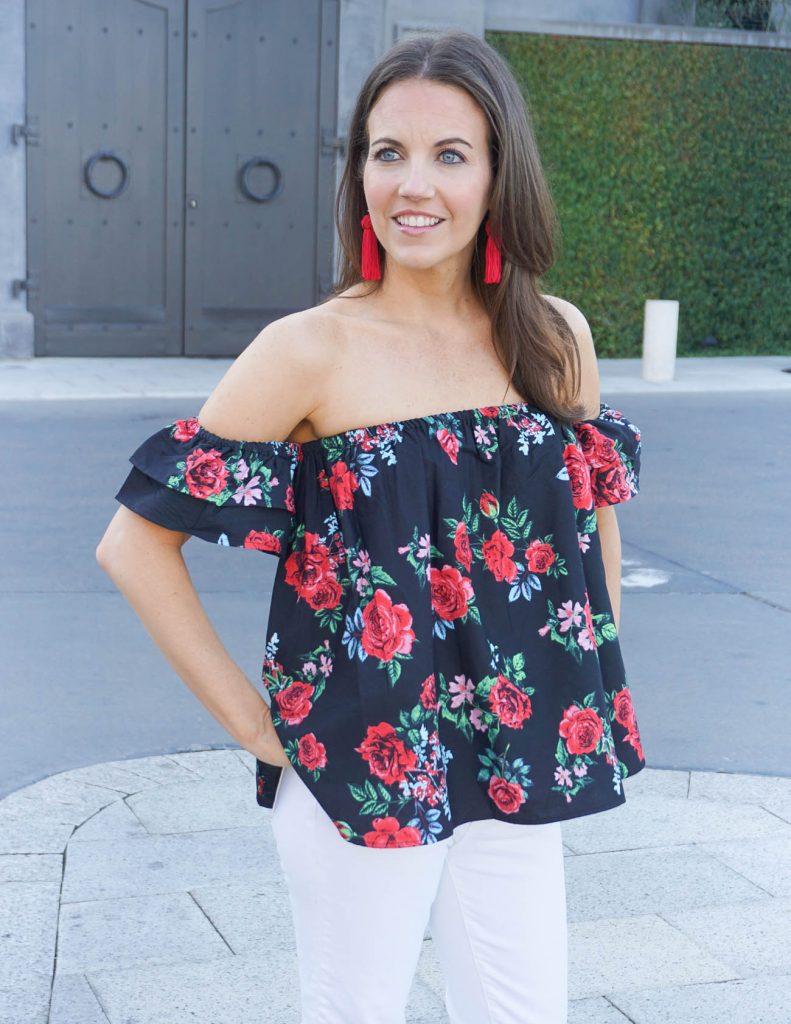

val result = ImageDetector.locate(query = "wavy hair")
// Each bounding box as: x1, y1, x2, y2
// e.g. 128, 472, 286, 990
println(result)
325, 29, 587, 424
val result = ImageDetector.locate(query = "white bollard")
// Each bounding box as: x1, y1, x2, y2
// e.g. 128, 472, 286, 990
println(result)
641, 299, 679, 383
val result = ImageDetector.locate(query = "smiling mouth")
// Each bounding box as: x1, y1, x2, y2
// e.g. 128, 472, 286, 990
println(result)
392, 217, 444, 234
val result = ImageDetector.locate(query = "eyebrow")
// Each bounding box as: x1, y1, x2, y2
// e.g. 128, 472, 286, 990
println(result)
370, 136, 473, 149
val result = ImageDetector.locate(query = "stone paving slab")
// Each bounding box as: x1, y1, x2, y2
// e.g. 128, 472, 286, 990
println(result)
3, 753, 791, 1023
607, 973, 791, 1024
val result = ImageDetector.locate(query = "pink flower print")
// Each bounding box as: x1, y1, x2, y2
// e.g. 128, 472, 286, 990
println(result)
448, 673, 475, 709
232, 475, 262, 506
470, 707, 488, 732
578, 532, 591, 553
578, 627, 596, 652
319, 653, 333, 675
557, 599, 584, 634
353, 549, 372, 573
554, 765, 573, 787
572, 762, 588, 778
417, 533, 432, 559
538, 623, 551, 636
355, 576, 368, 596
302, 660, 317, 677
233, 457, 250, 482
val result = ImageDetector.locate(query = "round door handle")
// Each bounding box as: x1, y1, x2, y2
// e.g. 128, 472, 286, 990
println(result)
239, 157, 282, 203
83, 150, 129, 199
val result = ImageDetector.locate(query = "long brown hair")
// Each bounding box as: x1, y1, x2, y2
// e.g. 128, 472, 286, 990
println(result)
324, 29, 589, 424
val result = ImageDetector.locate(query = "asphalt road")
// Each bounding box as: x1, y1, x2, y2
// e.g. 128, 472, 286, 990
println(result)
2, 391, 789, 799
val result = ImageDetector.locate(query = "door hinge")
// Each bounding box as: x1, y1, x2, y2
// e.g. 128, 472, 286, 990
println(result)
321, 130, 347, 157
12, 275, 38, 299
11, 118, 40, 146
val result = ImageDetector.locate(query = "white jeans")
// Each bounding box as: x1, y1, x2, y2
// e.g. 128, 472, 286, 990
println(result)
270, 764, 568, 1024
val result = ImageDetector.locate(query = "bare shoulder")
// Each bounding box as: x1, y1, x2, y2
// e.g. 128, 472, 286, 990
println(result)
540, 293, 601, 419
195, 306, 338, 444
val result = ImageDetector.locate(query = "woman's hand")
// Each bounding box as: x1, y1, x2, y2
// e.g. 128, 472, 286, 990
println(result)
244, 699, 291, 768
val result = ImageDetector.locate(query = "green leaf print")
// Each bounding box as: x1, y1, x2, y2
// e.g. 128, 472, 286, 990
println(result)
370, 565, 399, 588
385, 658, 402, 687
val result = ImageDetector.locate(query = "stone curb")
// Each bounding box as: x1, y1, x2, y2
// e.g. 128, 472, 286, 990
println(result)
2, 752, 791, 1023
1, 355, 790, 401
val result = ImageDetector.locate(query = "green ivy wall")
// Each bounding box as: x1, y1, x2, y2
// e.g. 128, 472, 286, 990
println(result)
486, 30, 791, 356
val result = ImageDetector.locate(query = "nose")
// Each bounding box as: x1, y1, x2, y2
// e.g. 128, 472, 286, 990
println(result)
397, 160, 435, 199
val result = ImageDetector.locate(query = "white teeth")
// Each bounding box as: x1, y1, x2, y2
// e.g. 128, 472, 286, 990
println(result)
395, 215, 441, 227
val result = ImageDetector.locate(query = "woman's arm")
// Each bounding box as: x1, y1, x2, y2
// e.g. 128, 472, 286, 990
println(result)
96, 317, 328, 766
596, 504, 622, 632
96, 506, 290, 766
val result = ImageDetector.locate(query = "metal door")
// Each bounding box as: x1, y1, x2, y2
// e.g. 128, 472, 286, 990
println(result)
23, 0, 339, 356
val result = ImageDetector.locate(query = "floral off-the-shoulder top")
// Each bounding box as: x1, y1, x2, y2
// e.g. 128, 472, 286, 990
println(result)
115, 399, 646, 849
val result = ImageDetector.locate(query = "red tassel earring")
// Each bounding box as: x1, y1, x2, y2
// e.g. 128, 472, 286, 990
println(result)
484, 217, 502, 284
360, 213, 382, 280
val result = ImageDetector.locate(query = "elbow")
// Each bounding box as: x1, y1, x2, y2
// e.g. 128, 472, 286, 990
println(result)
95, 508, 136, 575
96, 525, 123, 577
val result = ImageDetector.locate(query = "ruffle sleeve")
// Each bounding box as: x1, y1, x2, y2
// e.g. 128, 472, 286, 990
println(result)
114, 415, 301, 556
566, 401, 642, 510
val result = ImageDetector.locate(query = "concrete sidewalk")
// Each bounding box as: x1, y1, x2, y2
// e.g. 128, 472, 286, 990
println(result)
1, 352, 791, 400
2, 751, 791, 1023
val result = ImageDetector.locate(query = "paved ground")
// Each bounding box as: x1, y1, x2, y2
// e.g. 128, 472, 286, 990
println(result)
2, 353, 790, 1023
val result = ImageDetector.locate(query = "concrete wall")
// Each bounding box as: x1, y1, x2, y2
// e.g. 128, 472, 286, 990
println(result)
0, 1, 34, 357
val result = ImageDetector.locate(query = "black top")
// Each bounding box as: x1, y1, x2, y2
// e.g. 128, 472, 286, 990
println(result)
115, 399, 646, 849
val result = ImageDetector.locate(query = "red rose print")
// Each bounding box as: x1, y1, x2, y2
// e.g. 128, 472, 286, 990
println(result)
525, 540, 555, 573
355, 721, 418, 784
593, 429, 619, 470
362, 817, 423, 848
285, 532, 337, 601
489, 673, 533, 728
482, 530, 517, 583
480, 492, 499, 517
298, 732, 328, 771
429, 564, 474, 621
285, 483, 295, 513
626, 727, 644, 762
573, 422, 607, 467
591, 462, 632, 507
559, 704, 603, 755
487, 775, 525, 814
419, 673, 438, 711
328, 460, 360, 510
243, 530, 281, 554
562, 443, 593, 510
360, 588, 416, 661
613, 687, 635, 729
436, 428, 460, 465
184, 448, 229, 499
305, 574, 343, 611
173, 417, 201, 441
480, 406, 501, 418
275, 680, 316, 726
454, 521, 472, 572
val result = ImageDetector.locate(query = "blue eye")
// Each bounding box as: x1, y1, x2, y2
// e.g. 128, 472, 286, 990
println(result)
372, 147, 465, 164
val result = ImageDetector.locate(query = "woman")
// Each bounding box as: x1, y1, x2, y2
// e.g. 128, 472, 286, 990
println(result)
98, 29, 645, 1024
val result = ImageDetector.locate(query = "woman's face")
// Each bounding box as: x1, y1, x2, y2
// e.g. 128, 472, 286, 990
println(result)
363, 78, 493, 278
